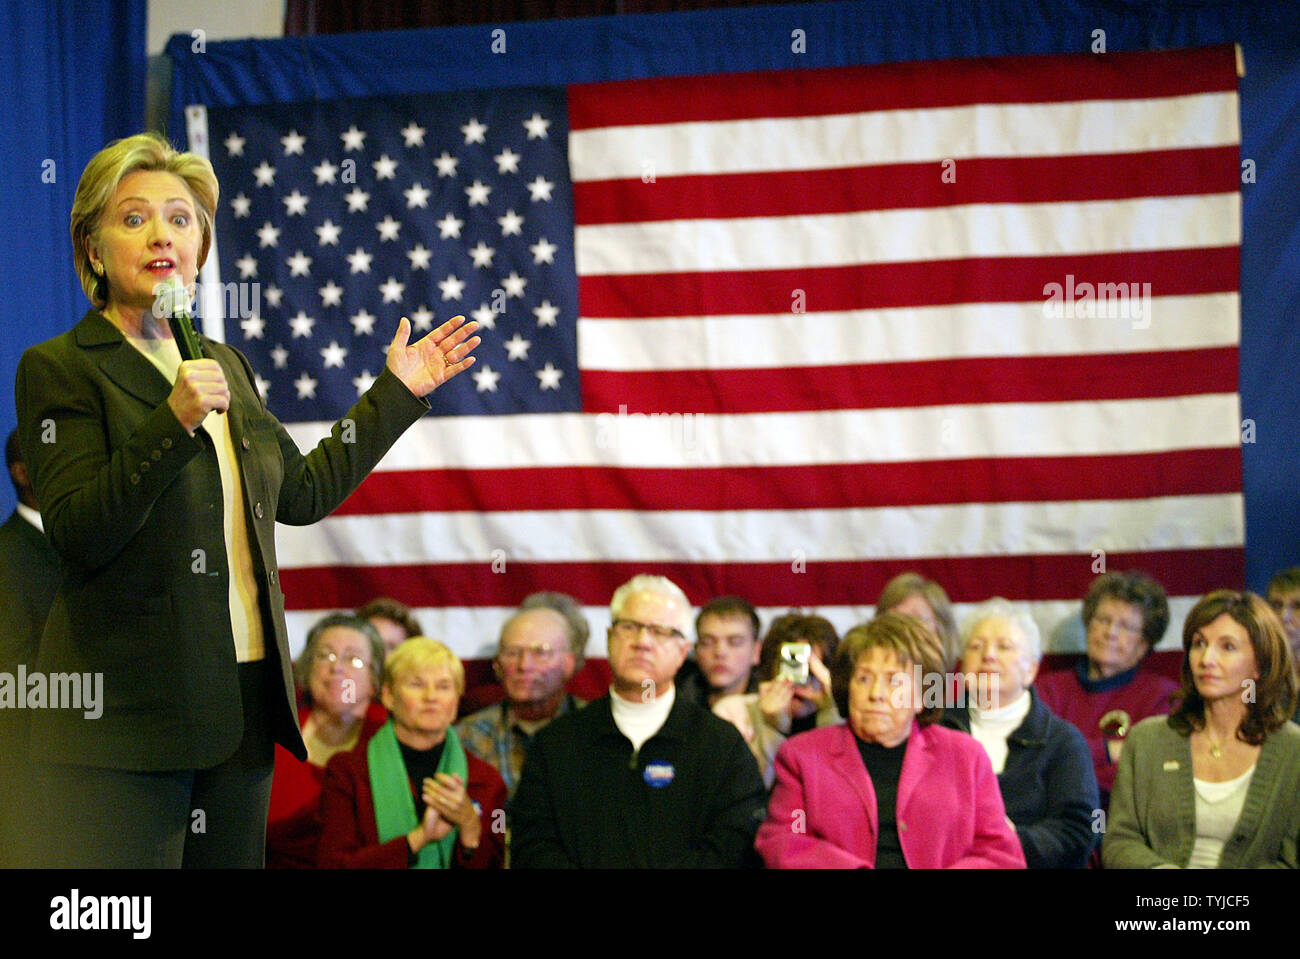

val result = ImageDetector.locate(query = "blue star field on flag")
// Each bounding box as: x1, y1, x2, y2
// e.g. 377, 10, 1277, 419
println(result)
206, 88, 580, 421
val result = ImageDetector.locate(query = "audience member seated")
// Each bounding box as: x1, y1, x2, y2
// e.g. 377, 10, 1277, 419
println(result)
1103, 590, 1300, 868
711, 612, 841, 788
677, 595, 762, 708
1036, 570, 1178, 807
357, 596, 423, 656
455, 603, 585, 796
317, 637, 506, 868
942, 598, 1099, 868
509, 574, 766, 867
755, 613, 1025, 868
267, 613, 386, 868
1267, 567, 1300, 664
876, 571, 960, 669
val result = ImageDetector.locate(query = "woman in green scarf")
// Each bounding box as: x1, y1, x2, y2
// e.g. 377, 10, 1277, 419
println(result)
318, 637, 507, 868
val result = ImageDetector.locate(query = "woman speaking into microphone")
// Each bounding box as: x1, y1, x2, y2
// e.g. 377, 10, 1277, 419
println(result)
13, 132, 479, 868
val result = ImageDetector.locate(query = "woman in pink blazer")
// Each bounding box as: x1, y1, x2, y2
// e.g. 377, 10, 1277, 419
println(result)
755, 613, 1026, 869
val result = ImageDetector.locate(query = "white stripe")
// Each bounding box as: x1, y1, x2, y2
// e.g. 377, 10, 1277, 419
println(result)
578, 293, 1237, 370
275, 494, 1243, 568
569, 92, 1238, 181
283, 394, 1242, 470
574, 194, 1240, 275
284, 597, 1202, 660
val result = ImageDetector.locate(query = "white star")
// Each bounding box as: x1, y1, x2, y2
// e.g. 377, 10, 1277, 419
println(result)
224, 132, 245, 157
436, 212, 464, 239
315, 219, 342, 246
376, 215, 402, 242
530, 237, 558, 264
313, 158, 339, 185
406, 244, 433, 270
536, 362, 563, 390
438, 274, 466, 301
526, 176, 555, 202
494, 147, 521, 174
523, 113, 551, 140
404, 182, 431, 209
240, 315, 266, 340
294, 371, 318, 399
504, 333, 531, 360
533, 300, 559, 327
287, 250, 313, 277
254, 373, 270, 400
401, 121, 427, 147
270, 344, 289, 368
253, 161, 276, 187
372, 154, 398, 180
319, 280, 344, 307
320, 340, 348, 368
289, 311, 316, 338
346, 247, 373, 274
471, 302, 497, 330
434, 151, 459, 178
256, 222, 280, 248
410, 306, 434, 332
345, 188, 370, 212
497, 209, 524, 236
461, 117, 488, 144
379, 277, 406, 303
264, 285, 284, 309
281, 130, 306, 155
282, 190, 309, 215
231, 193, 251, 218
468, 241, 495, 269
500, 271, 527, 298
235, 254, 258, 279
472, 365, 501, 392
350, 309, 376, 335
352, 370, 376, 395
465, 179, 491, 206
341, 125, 367, 151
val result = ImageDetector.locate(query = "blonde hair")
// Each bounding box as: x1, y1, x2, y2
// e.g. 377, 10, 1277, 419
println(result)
383, 636, 465, 697
70, 132, 219, 308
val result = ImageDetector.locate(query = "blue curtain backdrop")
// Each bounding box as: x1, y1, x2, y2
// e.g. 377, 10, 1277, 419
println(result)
0, 0, 146, 515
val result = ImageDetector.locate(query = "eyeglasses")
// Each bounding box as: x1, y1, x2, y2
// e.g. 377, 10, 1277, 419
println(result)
610, 618, 684, 645
313, 649, 368, 670
499, 644, 564, 664
1270, 598, 1300, 615
1090, 614, 1143, 636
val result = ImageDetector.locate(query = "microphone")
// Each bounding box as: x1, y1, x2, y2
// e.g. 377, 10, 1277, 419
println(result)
156, 275, 204, 361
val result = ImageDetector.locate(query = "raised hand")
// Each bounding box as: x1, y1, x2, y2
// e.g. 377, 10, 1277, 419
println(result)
385, 315, 481, 398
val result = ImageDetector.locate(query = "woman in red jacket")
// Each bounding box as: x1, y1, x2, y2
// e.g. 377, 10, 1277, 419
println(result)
318, 637, 506, 868
755, 613, 1025, 869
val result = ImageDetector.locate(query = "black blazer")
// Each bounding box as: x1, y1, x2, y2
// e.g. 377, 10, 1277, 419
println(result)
0, 508, 62, 750
14, 310, 428, 770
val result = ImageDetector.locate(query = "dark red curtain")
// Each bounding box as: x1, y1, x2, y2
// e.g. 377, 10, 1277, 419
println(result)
285, 0, 805, 34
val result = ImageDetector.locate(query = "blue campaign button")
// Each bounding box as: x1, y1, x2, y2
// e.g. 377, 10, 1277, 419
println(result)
642, 761, 675, 788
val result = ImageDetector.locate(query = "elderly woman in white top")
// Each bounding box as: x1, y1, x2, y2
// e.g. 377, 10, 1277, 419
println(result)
942, 598, 1099, 868
1103, 590, 1300, 868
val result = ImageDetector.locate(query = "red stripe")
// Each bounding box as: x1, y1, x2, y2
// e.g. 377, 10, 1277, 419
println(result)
567, 47, 1238, 129
581, 347, 1238, 415
334, 448, 1242, 516
280, 549, 1245, 610
574, 148, 1239, 223
578, 247, 1239, 318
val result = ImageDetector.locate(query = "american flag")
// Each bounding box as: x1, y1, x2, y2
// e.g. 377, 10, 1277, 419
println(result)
201, 45, 1243, 660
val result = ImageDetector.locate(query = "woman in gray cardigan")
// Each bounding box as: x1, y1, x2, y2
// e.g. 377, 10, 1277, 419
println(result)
1103, 590, 1300, 868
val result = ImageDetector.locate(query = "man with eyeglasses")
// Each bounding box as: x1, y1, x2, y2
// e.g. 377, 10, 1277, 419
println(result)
509, 574, 766, 868
455, 604, 584, 796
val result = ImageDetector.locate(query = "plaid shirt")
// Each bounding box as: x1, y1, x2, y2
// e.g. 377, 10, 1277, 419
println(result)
455, 695, 585, 796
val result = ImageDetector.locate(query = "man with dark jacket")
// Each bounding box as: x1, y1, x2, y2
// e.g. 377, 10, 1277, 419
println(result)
509, 574, 766, 868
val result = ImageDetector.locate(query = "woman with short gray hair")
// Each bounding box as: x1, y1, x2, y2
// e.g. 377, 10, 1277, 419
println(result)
943, 598, 1099, 868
